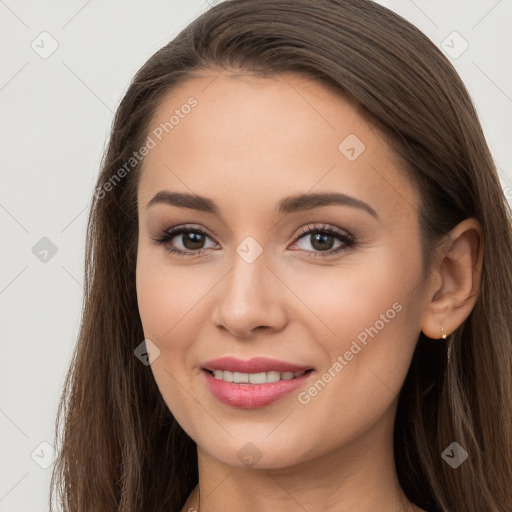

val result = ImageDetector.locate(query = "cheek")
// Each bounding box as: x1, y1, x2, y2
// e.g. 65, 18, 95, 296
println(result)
135, 249, 218, 360
279, 259, 421, 455
285, 251, 414, 342
136, 242, 191, 340
135, 253, 209, 440
136, 264, 175, 343
286, 246, 421, 388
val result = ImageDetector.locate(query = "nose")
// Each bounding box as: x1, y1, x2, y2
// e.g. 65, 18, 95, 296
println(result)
211, 249, 288, 339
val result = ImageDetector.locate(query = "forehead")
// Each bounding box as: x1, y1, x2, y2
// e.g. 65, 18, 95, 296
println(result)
137, 71, 418, 222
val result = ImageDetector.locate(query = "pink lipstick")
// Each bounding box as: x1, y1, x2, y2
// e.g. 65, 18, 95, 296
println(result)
201, 356, 315, 409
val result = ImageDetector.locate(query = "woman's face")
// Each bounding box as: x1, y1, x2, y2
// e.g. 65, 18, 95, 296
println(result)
136, 71, 430, 469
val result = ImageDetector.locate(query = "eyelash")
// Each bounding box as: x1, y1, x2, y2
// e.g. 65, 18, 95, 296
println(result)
150, 223, 356, 259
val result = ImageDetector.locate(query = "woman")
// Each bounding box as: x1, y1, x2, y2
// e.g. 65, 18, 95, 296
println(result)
50, 1, 512, 511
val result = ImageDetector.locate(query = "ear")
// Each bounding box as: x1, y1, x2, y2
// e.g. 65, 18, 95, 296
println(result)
420, 217, 484, 339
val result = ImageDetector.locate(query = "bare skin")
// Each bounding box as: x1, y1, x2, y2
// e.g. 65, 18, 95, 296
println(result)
135, 70, 483, 512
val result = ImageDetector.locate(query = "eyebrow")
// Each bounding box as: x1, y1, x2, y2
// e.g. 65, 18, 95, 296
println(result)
146, 190, 379, 219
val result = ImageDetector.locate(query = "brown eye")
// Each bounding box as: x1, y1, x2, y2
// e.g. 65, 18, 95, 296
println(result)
151, 225, 218, 255
309, 232, 336, 251
179, 231, 207, 251
291, 224, 356, 258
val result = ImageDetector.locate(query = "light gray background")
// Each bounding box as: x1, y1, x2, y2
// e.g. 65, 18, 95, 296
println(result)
1, 1, 511, 510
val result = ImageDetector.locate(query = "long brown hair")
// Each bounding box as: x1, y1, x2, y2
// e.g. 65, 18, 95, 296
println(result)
49, 1, 512, 510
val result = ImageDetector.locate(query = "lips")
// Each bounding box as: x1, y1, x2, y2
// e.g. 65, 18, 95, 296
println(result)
200, 357, 316, 409
201, 356, 314, 374
202, 367, 316, 409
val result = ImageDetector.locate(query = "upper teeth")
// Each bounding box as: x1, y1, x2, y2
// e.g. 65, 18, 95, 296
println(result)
212, 370, 307, 384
